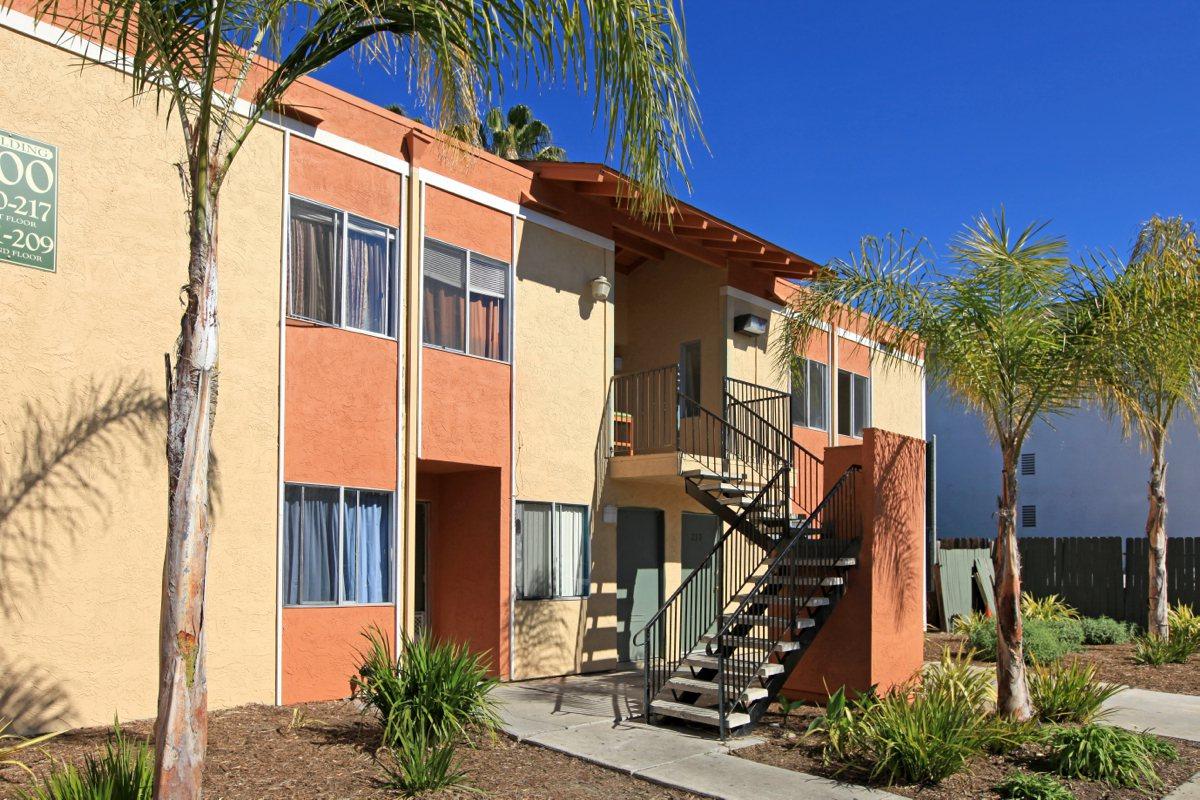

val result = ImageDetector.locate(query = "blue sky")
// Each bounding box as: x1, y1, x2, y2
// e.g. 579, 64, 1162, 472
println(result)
311, 2, 1200, 267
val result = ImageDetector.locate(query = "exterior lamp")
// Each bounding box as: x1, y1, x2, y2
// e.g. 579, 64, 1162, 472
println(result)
590, 275, 612, 302
734, 313, 768, 337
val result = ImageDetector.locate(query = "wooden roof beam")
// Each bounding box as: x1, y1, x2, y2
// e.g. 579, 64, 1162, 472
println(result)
614, 230, 666, 262
615, 220, 725, 269
531, 162, 606, 182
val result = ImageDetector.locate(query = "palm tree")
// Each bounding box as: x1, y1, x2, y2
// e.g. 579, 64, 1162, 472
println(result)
480, 104, 566, 160
774, 213, 1101, 719
1087, 216, 1200, 639
30, 1, 699, 796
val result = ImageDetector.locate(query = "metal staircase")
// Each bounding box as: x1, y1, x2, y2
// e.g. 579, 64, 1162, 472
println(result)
625, 375, 863, 738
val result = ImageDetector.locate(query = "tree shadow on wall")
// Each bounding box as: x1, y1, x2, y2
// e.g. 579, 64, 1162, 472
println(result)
0, 377, 222, 730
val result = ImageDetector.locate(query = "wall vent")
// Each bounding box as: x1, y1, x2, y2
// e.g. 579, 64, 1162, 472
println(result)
1021, 504, 1037, 528
1021, 453, 1036, 476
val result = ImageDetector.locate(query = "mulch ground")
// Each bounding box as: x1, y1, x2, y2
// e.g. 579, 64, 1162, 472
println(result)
735, 705, 1200, 800
925, 632, 1200, 696
0, 701, 701, 800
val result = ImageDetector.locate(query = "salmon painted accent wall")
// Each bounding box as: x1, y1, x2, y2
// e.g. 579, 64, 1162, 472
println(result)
418, 468, 509, 679
424, 186, 512, 262
289, 137, 401, 225
420, 347, 510, 468
784, 429, 926, 700
838, 334, 871, 376
282, 606, 395, 703
285, 323, 398, 489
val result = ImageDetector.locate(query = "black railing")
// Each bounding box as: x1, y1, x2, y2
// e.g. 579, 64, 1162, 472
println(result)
711, 465, 862, 736
611, 365, 680, 455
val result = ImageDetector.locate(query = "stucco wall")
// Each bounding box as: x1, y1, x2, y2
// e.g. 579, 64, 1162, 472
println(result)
0, 27, 281, 728
724, 291, 788, 391
510, 221, 613, 679
870, 351, 925, 440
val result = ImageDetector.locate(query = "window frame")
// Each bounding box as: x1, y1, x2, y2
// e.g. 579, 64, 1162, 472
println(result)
791, 358, 829, 431
1021, 504, 1037, 528
515, 500, 591, 600
421, 236, 512, 364
1020, 453, 1036, 476
284, 481, 396, 608
287, 195, 399, 340
837, 369, 872, 438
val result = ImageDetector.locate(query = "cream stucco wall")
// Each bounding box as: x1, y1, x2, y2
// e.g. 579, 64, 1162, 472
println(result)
724, 290, 789, 392
0, 27, 282, 729
511, 220, 613, 679
870, 351, 925, 440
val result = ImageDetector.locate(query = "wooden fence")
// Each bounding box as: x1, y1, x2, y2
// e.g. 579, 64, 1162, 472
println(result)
938, 536, 1200, 625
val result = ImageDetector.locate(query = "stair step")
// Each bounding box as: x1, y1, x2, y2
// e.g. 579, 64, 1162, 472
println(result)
700, 634, 804, 653
722, 615, 816, 631
759, 574, 844, 587
683, 653, 785, 677
698, 481, 747, 496
682, 468, 745, 482
730, 593, 830, 608
718, 495, 753, 507
664, 676, 769, 704
788, 556, 857, 567
650, 699, 751, 729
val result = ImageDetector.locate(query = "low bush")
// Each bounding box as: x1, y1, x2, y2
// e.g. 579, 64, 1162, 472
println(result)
1132, 628, 1199, 665
1169, 603, 1200, 640
921, 647, 993, 709
1, 720, 59, 780
19, 723, 152, 800
1045, 724, 1166, 789
377, 724, 472, 797
1023, 593, 1080, 622
994, 771, 1075, 800
968, 619, 1084, 664
1027, 660, 1123, 724
352, 626, 500, 747
952, 610, 991, 639
1079, 616, 1132, 646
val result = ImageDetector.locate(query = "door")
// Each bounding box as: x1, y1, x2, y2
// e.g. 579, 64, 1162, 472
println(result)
415, 501, 430, 636
616, 508, 664, 664
680, 512, 721, 650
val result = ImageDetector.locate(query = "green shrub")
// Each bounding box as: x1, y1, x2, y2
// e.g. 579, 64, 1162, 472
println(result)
1079, 616, 1132, 645
968, 619, 1084, 664
1046, 724, 1164, 788
1022, 593, 1080, 622
952, 611, 991, 639
377, 723, 473, 797
921, 647, 993, 709
1132, 627, 1199, 665
1137, 731, 1179, 762
1028, 659, 1124, 724
1169, 603, 1200, 640
351, 626, 499, 747
994, 771, 1075, 800
804, 686, 878, 762
19, 723, 152, 800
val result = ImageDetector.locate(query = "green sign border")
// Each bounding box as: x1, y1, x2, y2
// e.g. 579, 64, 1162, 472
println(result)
0, 129, 59, 273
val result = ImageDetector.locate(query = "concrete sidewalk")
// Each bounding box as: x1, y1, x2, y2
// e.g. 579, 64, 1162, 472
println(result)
1104, 687, 1200, 742
495, 671, 901, 800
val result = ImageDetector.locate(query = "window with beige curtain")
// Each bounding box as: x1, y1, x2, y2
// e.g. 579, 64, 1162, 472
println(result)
288, 197, 396, 336
422, 238, 510, 362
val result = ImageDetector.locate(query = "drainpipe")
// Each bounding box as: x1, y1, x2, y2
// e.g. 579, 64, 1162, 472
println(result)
828, 325, 838, 449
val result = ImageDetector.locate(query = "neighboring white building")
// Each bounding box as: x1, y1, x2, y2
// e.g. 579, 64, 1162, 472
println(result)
929, 389, 1200, 539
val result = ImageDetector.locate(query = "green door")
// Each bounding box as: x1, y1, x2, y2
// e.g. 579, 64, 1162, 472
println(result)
680, 512, 721, 650
616, 508, 664, 663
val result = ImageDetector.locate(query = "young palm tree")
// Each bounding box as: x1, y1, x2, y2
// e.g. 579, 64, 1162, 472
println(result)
774, 212, 1100, 719
480, 103, 566, 160
1088, 216, 1200, 639
29, 1, 699, 797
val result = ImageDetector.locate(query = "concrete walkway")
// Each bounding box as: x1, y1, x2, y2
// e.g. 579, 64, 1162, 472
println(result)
1104, 687, 1200, 743
495, 671, 901, 800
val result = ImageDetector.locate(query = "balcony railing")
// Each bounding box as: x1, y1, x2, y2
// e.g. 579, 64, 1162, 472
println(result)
610, 365, 681, 456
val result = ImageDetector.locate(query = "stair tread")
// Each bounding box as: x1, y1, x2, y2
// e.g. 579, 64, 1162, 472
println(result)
729, 592, 830, 608
700, 634, 804, 653
681, 468, 746, 481
722, 615, 816, 630
650, 699, 751, 729
663, 676, 770, 703
697, 481, 746, 495
683, 653, 785, 676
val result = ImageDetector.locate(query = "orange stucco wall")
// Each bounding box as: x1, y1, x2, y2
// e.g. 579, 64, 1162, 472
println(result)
785, 428, 926, 699
285, 323, 398, 489
282, 605, 395, 704
420, 348, 510, 468
289, 137, 401, 225
424, 186, 512, 262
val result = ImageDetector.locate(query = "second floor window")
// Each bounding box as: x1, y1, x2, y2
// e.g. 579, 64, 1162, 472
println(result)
423, 238, 510, 362
790, 358, 828, 430
289, 197, 397, 336
837, 369, 871, 438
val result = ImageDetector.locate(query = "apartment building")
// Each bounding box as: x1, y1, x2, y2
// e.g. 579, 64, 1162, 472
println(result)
0, 5, 927, 736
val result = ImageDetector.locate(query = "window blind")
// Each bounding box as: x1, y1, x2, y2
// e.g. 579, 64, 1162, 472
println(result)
424, 240, 466, 288
469, 254, 508, 298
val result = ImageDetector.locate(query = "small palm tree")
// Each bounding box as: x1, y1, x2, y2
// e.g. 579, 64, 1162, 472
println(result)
775, 212, 1101, 719
30, 0, 699, 797
480, 104, 566, 160
1087, 216, 1200, 639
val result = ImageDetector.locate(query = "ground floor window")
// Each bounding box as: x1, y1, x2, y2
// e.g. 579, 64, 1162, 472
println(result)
284, 483, 394, 605
515, 502, 589, 599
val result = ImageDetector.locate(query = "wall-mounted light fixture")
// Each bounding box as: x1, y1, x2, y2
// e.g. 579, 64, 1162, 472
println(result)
734, 313, 768, 337
590, 275, 612, 302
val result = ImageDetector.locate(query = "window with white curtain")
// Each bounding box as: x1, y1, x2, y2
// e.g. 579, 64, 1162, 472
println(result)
284, 483, 394, 606
837, 369, 871, 438
515, 502, 589, 599
288, 197, 397, 336
422, 238, 510, 362
790, 358, 828, 430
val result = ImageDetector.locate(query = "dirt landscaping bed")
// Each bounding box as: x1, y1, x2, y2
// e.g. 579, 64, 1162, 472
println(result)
0, 702, 700, 800
736, 705, 1200, 800
925, 632, 1200, 696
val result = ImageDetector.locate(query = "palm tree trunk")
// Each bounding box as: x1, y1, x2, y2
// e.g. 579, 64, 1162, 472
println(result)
153, 177, 219, 800
994, 446, 1032, 719
1146, 432, 1169, 640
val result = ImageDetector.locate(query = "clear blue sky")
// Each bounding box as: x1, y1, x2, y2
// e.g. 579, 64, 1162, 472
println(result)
311, 2, 1200, 266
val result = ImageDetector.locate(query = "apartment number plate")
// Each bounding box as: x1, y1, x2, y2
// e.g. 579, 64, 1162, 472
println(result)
0, 129, 58, 272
